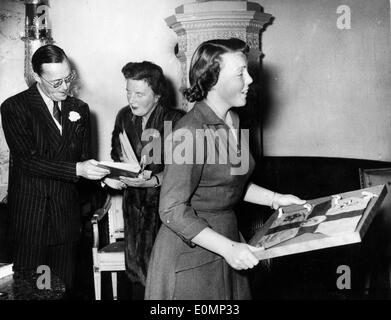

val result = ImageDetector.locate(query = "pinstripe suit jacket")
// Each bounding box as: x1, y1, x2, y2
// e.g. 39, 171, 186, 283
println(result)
1, 84, 91, 245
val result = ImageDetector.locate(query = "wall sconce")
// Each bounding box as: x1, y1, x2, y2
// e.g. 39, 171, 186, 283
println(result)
21, 0, 53, 86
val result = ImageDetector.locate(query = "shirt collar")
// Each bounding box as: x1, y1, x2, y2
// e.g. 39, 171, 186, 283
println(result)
193, 101, 226, 126
36, 83, 62, 110
130, 104, 162, 128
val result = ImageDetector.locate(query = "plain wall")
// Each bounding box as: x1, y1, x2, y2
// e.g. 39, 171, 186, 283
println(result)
258, 0, 391, 161
50, 0, 192, 160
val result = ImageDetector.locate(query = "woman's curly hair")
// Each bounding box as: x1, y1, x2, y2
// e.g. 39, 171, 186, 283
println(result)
121, 61, 170, 108
183, 38, 249, 102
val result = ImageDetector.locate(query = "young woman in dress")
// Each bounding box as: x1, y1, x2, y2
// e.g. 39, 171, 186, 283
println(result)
145, 39, 306, 300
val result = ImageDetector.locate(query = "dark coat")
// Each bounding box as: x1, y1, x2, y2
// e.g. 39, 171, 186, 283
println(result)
110, 104, 184, 285
145, 101, 255, 300
1, 84, 91, 246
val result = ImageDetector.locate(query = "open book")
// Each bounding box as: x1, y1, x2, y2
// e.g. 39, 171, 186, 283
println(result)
118, 131, 139, 167
98, 131, 141, 180
97, 161, 140, 179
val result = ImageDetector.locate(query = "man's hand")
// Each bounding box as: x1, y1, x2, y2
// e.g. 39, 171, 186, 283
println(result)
76, 159, 110, 180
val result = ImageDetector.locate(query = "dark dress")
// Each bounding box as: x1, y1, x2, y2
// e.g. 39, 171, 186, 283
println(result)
110, 104, 184, 285
145, 101, 255, 300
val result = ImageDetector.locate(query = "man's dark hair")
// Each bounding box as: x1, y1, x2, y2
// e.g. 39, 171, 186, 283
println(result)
31, 44, 68, 76
121, 61, 169, 108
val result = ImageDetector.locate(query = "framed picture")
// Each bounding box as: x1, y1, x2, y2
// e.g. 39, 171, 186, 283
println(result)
250, 185, 387, 260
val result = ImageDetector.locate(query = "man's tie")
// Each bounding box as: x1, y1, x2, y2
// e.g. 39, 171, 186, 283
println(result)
53, 100, 62, 124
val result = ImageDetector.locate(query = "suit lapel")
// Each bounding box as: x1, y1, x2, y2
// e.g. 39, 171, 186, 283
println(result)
56, 96, 77, 156
28, 84, 62, 149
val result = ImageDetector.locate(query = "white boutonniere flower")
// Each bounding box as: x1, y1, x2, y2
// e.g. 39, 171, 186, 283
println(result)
69, 111, 81, 122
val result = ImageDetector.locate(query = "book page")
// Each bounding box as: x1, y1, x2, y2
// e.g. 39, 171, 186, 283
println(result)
119, 131, 139, 167
98, 161, 141, 173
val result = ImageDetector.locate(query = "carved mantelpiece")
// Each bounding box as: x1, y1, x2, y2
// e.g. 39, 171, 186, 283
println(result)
166, 0, 272, 110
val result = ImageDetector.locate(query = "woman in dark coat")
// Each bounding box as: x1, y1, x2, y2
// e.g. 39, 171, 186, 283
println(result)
104, 61, 184, 297
145, 39, 306, 300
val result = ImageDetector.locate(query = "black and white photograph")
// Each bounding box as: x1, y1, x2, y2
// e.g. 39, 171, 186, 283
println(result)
0, 0, 390, 311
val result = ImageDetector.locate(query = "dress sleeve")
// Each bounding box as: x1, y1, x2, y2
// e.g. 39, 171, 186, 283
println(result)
159, 125, 210, 246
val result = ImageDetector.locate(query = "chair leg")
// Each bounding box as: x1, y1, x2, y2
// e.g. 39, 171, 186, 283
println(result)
363, 270, 372, 296
93, 269, 101, 300
111, 272, 118, 300
388, 257, 391, 293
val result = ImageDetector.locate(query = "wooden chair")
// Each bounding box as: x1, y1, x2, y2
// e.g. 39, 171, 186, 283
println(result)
359, 167, 391, 295
91, 193, 125, 300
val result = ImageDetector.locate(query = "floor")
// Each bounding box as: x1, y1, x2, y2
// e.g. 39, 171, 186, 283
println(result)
2, 241, 390, 300
0, 244, 136, 300
0, 200, 137, 300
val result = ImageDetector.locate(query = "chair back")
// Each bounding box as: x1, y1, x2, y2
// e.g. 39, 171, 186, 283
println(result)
359, 167, 391, 254
360, 167, 391, 215
107, 192, 124, 243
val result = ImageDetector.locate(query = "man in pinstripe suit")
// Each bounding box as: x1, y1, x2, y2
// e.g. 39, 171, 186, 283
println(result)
0, 44, 109, 297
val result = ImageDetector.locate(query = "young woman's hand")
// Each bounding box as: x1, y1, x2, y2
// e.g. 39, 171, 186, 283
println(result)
221, 242, 259, 270
119, 175, 158, 188
274, 194, 306, 208
103, 177, 126, 190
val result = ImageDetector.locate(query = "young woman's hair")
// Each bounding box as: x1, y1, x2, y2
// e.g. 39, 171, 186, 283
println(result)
183, 38, 249, 102
32, 44, 68, 76
121, 61, 169, 107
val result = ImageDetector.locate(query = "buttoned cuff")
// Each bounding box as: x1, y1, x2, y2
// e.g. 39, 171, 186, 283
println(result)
164, 216, 209, 248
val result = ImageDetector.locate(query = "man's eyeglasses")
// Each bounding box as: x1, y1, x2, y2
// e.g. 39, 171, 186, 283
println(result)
40, 70, 77, 89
